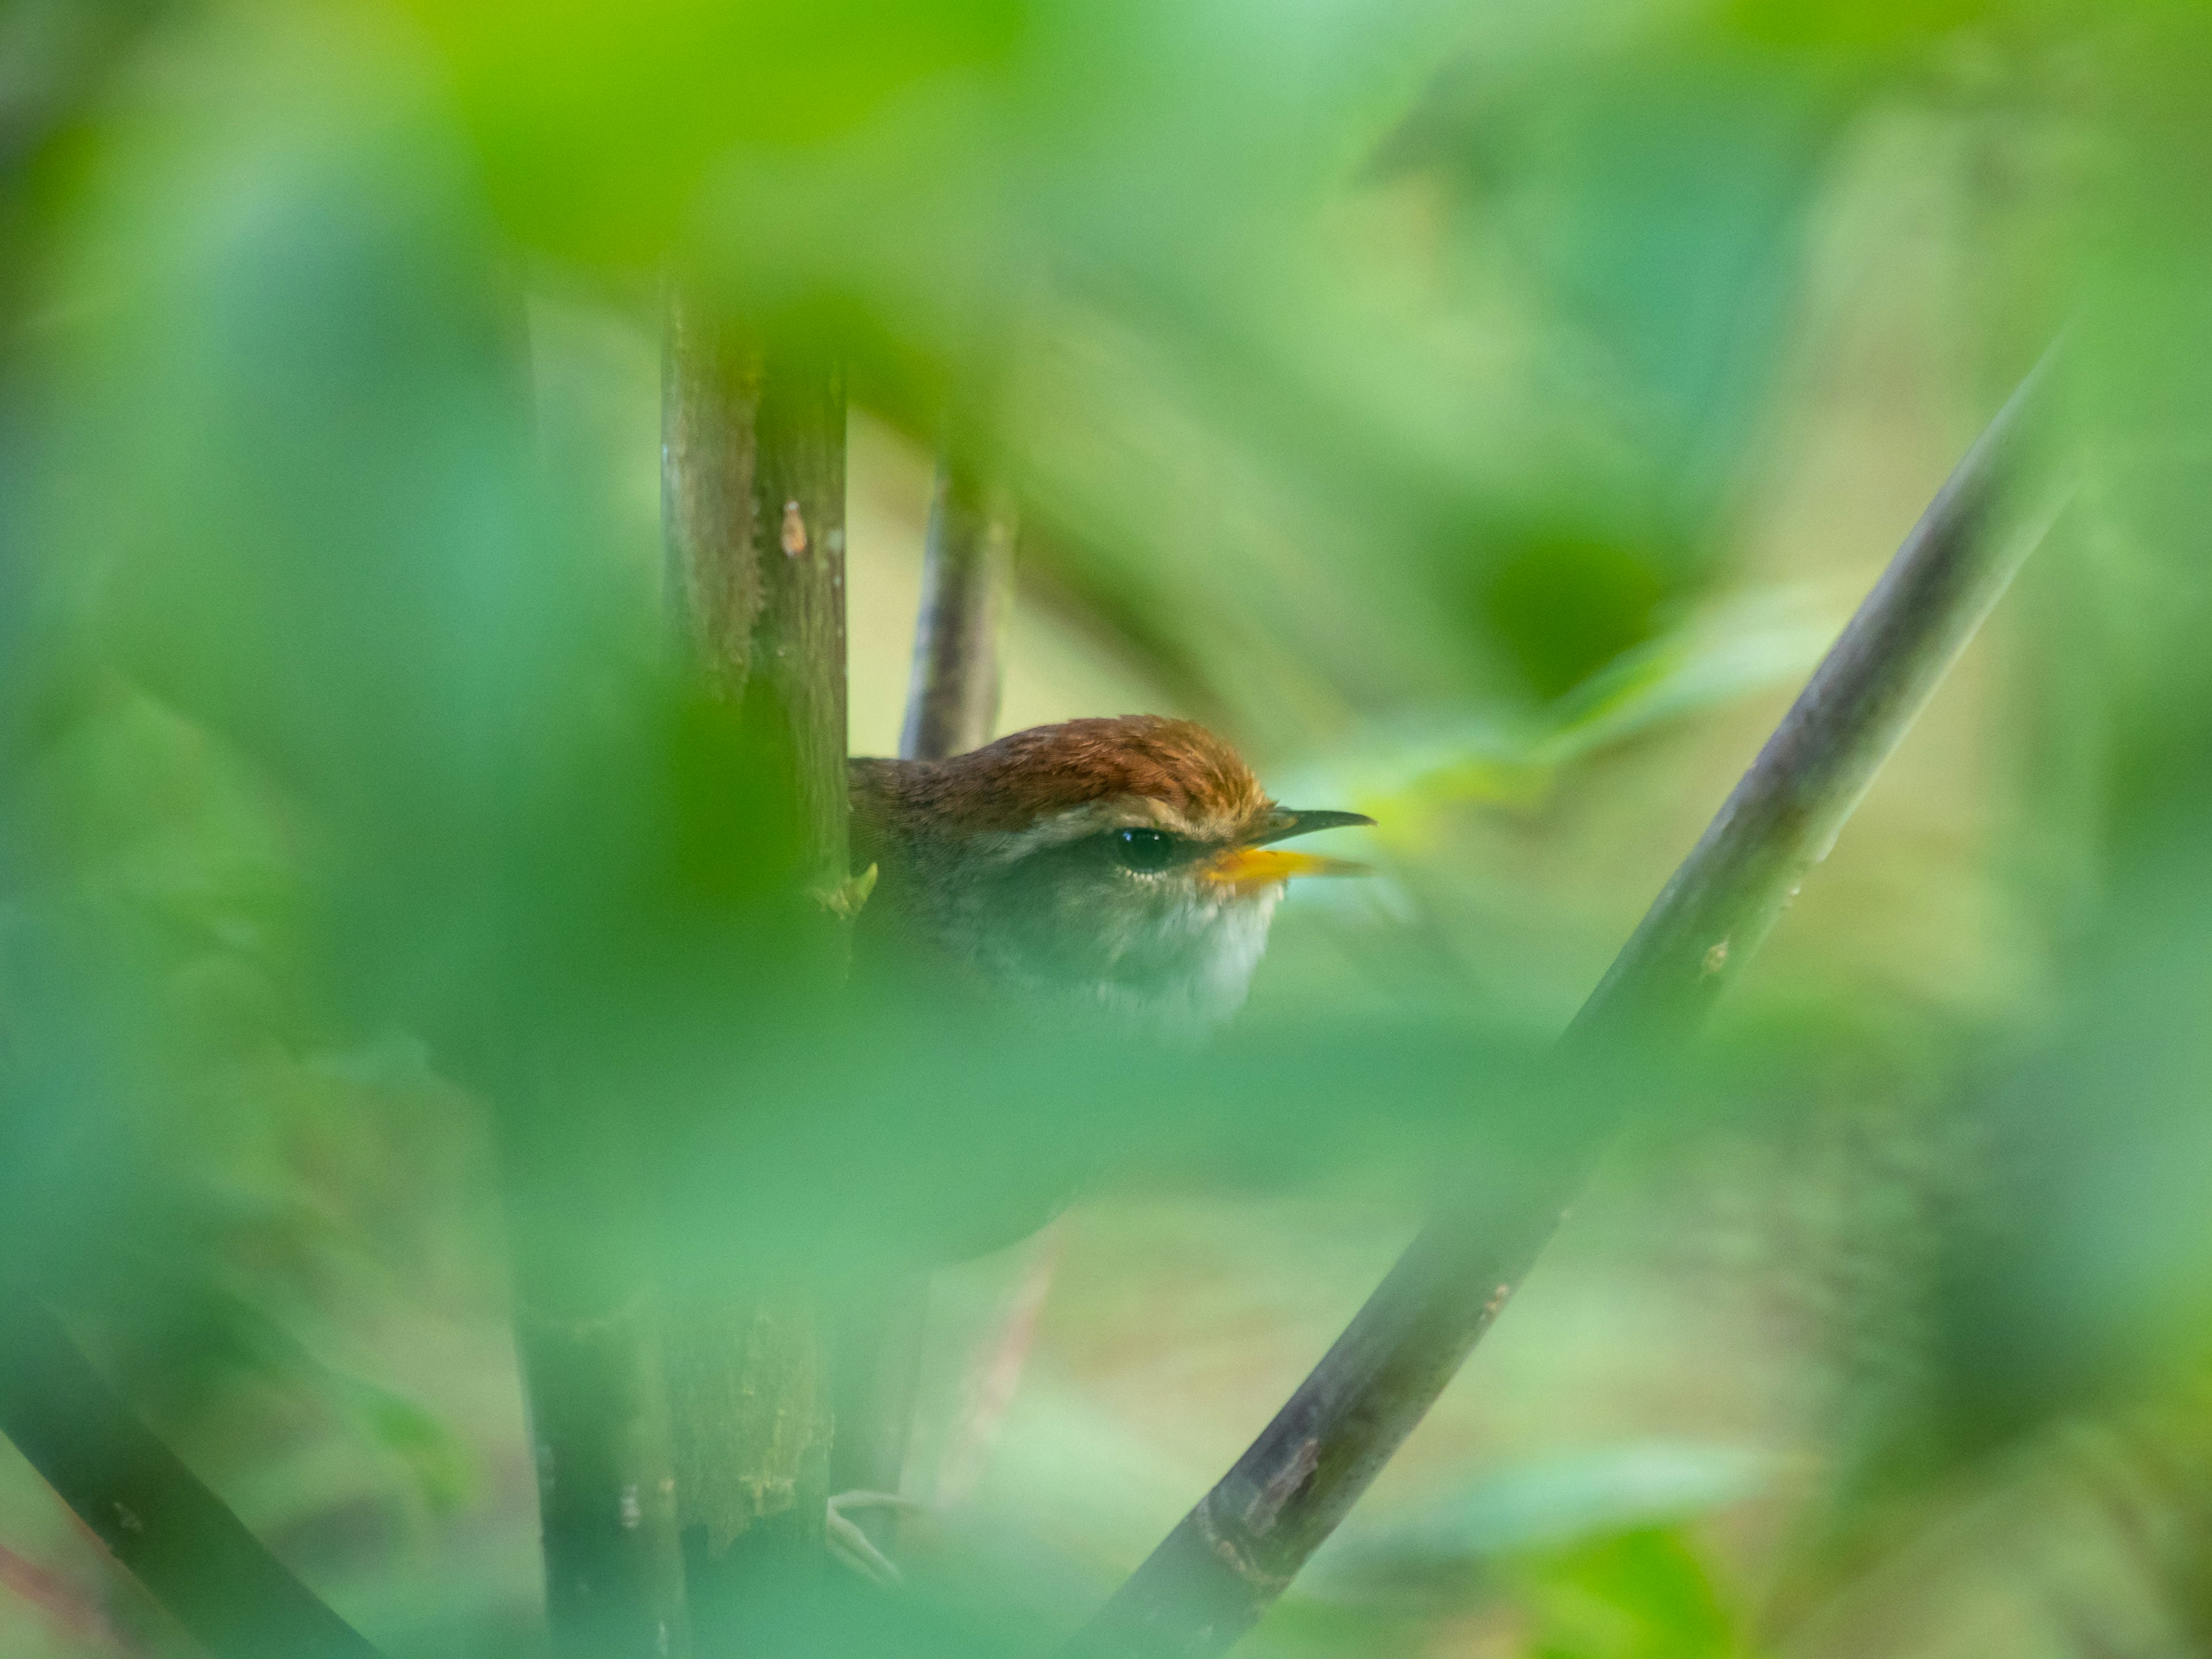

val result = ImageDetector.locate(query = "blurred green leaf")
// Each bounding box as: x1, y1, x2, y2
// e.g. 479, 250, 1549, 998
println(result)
1307, 1441, 1771, 1606
5, 1, 2212, 1654
1527, 1527, 1740, 1659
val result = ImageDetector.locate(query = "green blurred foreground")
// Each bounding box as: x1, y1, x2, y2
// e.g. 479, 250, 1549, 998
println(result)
5, 0, 2212, 1655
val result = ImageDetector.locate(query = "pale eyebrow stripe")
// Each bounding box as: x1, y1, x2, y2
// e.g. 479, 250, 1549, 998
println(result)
974, 797, 1203, 862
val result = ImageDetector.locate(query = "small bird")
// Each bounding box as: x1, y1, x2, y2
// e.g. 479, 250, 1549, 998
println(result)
825, 714, 1372, 1582
848, 714, 1372, 1029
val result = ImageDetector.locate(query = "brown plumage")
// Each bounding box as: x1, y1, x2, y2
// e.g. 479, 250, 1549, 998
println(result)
849, 715, 1369, 1028
853, 714, 1268, 845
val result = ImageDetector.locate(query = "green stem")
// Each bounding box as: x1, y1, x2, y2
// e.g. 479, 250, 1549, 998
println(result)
660, 289, 847, 1653
1067, 354, 2063, 1658
0, 1287, 382, 1659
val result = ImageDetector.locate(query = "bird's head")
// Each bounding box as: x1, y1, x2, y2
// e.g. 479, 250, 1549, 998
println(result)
851, 715, 1372, 1027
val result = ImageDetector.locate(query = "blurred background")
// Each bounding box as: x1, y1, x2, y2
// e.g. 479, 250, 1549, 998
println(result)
3, 0, 2211, 1655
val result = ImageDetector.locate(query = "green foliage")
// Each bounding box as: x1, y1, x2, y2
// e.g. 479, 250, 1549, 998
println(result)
2, 0, 2212, 1656
1526, 1528, 1738, 1659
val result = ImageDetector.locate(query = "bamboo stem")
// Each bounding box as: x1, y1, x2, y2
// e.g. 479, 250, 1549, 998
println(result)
660, 287, 847, 1653
1067, 355, 2062, 1658
0, 1289, 382, 1659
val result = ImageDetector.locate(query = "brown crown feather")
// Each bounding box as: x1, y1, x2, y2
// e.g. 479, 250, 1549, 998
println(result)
851, 715, 1270, 858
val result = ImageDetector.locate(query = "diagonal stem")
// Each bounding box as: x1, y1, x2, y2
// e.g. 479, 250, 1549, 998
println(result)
0, 1289, 382, 1659
1066, 352, 2062, 1659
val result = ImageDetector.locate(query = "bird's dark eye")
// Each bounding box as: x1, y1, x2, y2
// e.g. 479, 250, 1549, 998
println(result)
1111, 827, 1180, 873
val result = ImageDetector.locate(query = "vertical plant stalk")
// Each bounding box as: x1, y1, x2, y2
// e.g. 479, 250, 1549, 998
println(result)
902, 446, 1016, 763
827, 433, 1018, 1544
1069, 359, 2062, 1659
502, 1083, 689, 1659
0, 1290, 381, 1659
661, 287, 849, 1651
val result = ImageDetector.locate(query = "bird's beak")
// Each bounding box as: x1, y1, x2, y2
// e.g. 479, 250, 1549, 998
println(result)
1242, 808, 1376, 848
1203, 807, 1375, 892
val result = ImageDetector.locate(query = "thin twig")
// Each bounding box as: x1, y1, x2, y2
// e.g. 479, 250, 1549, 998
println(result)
827, 433, 1018, 1540
0, 1289, 382, 1659
902, 443, 1016, 763
1067, 354, 2061, 1658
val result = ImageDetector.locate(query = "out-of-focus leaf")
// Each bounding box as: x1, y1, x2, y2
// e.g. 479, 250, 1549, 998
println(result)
396, 0, 1034, 264
7, 1, 2212, 1654
1537, 590, 1836, 763
1275, 589, 1834, 840
1305, 1441, 1772, 1605
1527, 1527, 1740, 1659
